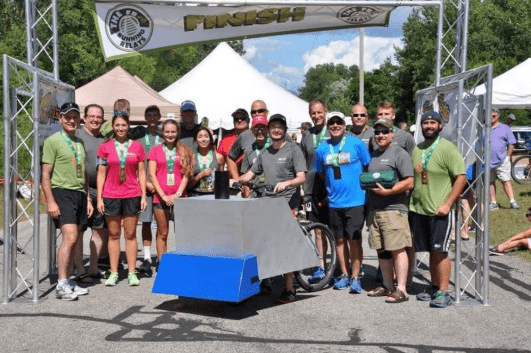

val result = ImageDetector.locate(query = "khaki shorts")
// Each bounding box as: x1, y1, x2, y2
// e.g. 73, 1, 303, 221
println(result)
490, 156, 511, 182
368, 210, 412, 251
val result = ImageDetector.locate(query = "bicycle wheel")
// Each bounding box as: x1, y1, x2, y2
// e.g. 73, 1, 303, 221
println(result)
511, 155, 531, 184
295, 222, 337, 292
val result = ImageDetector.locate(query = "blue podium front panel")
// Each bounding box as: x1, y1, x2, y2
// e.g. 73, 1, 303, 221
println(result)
152, 252, 260, 302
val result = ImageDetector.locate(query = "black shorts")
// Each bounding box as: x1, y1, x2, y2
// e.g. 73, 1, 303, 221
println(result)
328, 206, 365, 240
306, 195, 329, 224
84, 188, 106, 230
104, 197, 141, 217
409, 211, 454, 253
52, 188, 88, 228
153, 202, 174, 221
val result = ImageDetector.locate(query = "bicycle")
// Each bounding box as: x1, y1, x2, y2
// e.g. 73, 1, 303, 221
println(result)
511, 139, 531, 184
232, 182, 337, 291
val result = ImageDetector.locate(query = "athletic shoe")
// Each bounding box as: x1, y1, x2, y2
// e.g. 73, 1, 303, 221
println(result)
138, 259, 152, 275
429, 290, 452, 308
333, 274, 351, 290
105, 271, 119, 286
308, 267, 326, 284
56, 282, 78, 301
276, 289, 297, 304
359, 266, 365, 278
489, 202, 499, 211
67, 279, 88, 296
416, 285, 438, 301
128, 271, 140, 286
349, 277, 362, 294
510, 200, 520, 209
489, 246, 504, 256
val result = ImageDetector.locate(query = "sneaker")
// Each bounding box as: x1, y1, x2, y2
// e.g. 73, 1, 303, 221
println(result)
349, 277, 362, 294
67, 279, 89, 296
105, 271, 119, 286
489, 246, 504, 256
416, 285, 438, 301
359, 266, 365, 278
429, 290, 452, 308
138, 259, 152, 275
276, 289, 297, 304
510, 200, 520, 209
308, 267, 326, 284
56, 282, 78, 301
333, 274, 351, 290
128, 270, 140, 286
489, 202, 499, 211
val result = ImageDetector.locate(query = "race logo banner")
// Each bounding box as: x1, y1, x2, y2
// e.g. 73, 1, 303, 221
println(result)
94, 2, 395, 60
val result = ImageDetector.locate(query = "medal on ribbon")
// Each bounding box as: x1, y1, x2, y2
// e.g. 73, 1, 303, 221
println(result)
163, 143, 176, 186
197, 150, 213, 192
114, 138, 131, 183
420, 136, 440, 185
61, 131, 83, 179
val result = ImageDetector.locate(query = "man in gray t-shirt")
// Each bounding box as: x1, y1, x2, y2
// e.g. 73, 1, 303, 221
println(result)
365, 119, 414, 303
231, 114, 306, 304
375, 101, 415, 155
349, 103, 374, 152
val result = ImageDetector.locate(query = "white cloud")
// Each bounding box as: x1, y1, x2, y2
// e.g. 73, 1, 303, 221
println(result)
262, 64, 304, 93
302, 36, 403, 73
243, 38, 293, 61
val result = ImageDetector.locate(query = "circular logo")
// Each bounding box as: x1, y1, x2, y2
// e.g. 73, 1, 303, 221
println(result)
373, 172, 381, 178
337, 6, 383, 25
105, 5, 153, 52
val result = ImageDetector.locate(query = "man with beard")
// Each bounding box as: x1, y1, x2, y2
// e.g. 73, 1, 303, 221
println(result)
409, 111, 466, 308
231, 114, 307, 303
314, 112, 371, 293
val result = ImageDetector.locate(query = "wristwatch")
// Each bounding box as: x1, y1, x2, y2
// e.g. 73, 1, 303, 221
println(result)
176, 192, 182, 197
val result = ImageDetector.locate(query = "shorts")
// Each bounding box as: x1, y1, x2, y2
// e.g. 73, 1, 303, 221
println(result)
83, 188, 106, 230
409, 210, 454, 253
52, 188, 88, 228
138, 192, 153, 223
306, 195, 329, 224
490, 156, 511, 182
104, 197, 141, 217
153, 202, 175, 221
367, 210, 412, 251
328, 206, 365, 240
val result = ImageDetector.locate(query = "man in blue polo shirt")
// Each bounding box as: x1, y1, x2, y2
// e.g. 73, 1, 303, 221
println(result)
314, 112, 371, 293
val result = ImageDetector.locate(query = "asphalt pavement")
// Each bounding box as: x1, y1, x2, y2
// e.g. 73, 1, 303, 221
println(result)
1, 215, 530, 353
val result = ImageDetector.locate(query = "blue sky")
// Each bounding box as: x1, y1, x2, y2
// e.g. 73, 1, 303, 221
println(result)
242, 6, 415, 93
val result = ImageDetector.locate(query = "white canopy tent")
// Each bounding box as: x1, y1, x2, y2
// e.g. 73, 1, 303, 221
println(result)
159, 42, 310, 130
475, 58, 531, 109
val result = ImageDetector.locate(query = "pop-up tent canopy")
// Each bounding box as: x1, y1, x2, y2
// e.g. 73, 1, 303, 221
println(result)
75, 66, 180, 123
159, 42, 310, 130
475, 58, 531, 109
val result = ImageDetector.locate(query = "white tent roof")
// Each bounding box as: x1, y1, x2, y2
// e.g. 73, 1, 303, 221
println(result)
475, 58, 531, 109
159, 42, 310, 129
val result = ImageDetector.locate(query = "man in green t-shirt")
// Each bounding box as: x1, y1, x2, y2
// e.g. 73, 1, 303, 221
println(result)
42, 102, 93, 301
409, 111, 466, 309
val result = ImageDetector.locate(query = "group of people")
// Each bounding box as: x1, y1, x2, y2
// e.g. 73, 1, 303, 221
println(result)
44, 95, 520, 309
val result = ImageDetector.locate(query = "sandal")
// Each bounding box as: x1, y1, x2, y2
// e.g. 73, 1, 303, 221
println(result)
367, 285, 392, 297
385, 288, 409, 303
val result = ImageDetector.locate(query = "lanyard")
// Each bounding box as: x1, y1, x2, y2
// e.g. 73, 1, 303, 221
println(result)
114, 138, 131, 170
197, 150, 213, 171
163, 143, 176, 174
145, 134, 160, 153
421, 136, 441, 170
328, 135, 346, 167
60, 131, 82, 165
255, 137, 271, 157
313, 127, 327, 149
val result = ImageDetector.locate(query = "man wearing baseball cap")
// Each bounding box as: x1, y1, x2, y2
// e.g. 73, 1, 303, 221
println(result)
239, 115, 269, 198
314, 111, 371, 293
232, 113, 307, 303
179, 100, 202, 149
217, 108, 250, 172
42, 102, 93, 300
504, 113, 516, 126
366, 119, 414, 303
409, 111, 466, 308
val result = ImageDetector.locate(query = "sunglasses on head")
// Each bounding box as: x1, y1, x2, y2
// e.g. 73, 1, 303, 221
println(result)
251, 108, 267, 115
351, 113, 366, 118
374, 129, 391, 135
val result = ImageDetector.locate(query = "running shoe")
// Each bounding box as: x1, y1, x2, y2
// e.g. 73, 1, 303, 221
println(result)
489, 246, 504, 256
276, 289, 297, 304
489, 202, 499, 211
105, 271, 119, 286
128, 270, 140, 286
349, 277, 362, 294
429, 290, 452, 308
333, 274, 351, 290
510, 200, 520, 209
416, 285, 438, 301
308, 267, 326, 284
138, 259, 152, 276
67, 279, 88, 296
56, 282, 78, 301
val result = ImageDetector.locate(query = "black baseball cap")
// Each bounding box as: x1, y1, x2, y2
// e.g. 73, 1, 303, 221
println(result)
268, 114, 287, 129
232, 108, 250, 121
60, 102, 80, 115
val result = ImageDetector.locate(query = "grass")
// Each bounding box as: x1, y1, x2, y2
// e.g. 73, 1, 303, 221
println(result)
488, 180, 531, 261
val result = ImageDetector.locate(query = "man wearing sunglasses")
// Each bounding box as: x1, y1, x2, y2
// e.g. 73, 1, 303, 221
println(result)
366, 119, 414, 303
217, 108, 250, 172
314, 112, 371, 293
409, 111, 466, 308
349, 104, 374, 152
